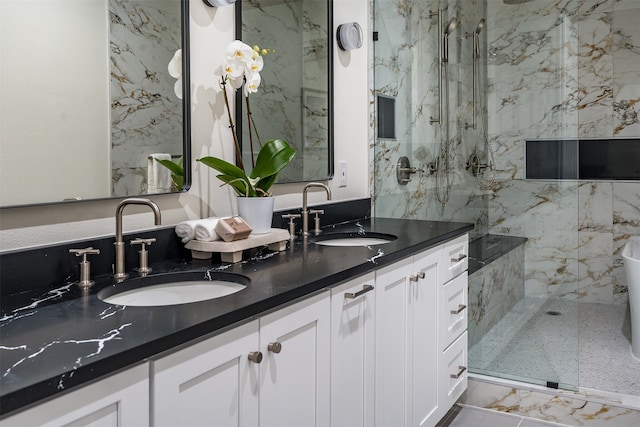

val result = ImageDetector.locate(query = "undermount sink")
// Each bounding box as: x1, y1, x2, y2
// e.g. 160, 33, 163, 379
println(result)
311, 232, 397, 247
98, 271, 249, 307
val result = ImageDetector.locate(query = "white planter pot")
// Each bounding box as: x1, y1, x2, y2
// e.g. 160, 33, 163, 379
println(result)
236, 196, 274, 234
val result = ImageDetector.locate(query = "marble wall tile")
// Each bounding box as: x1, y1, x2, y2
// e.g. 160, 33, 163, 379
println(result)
109, 0, 182, 196
468, 244, 525, 347
576, 231, 614, 303
612, 182, 640, 235
578, 181, 613, 232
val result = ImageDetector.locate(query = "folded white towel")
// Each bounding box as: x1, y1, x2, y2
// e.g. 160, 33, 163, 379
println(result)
194, 218, 221, 242
148, 153, 172, 193
175, 219, 200, 243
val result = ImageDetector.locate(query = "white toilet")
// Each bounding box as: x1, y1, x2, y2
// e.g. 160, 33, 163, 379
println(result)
622, 236, 640, 361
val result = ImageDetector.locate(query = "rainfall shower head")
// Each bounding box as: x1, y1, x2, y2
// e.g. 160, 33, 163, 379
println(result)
503, 0, 534, 4
475, 18, 485, 34
444, 17, 460, 35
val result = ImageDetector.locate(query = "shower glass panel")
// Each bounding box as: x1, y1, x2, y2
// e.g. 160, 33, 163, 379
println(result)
373, 0, 580, 391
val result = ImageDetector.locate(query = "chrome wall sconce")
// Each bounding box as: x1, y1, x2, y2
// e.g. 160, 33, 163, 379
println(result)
203, 0, 236, 7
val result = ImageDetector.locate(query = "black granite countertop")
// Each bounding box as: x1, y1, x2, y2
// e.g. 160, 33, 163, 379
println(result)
0, 217, 472, 417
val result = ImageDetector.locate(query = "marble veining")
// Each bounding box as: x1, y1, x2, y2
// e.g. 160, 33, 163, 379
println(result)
109, 0, 182, 196
463, 378, 640, 426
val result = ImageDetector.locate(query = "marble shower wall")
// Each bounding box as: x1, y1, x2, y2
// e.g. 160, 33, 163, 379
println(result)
109, 0, 183, 196
486, 0, 640, 303
372, 0, 489, 239
241, 0, 329, 182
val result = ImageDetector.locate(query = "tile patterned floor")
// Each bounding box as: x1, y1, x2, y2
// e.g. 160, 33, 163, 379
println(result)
469, 297, 640, 397
438, 404, 572, 427
458, 378, 640, 427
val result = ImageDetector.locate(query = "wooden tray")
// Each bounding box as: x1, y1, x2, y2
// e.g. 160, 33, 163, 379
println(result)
185, 228, 291, 263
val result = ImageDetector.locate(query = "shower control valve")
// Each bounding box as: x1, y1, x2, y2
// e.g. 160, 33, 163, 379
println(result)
396, 156, 424, 185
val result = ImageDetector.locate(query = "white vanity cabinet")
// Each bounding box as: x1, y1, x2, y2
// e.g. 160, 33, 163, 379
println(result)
150, 291, 330, 427
2, 364, 149, 427
330, 272, 375, 427
151, 321, 260, 427
258, 292, 330, 427
435, 234, 469, 422
374, 245, 442, 427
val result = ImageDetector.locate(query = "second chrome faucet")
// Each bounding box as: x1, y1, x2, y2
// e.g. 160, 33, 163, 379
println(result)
302, 183, 331, 236
114, 198, 161, 280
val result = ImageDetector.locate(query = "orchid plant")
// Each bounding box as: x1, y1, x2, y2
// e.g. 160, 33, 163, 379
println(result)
197, 40, 296, 197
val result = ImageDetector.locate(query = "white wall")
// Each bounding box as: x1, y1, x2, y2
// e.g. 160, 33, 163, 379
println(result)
0, 0, 110, 205
0, 0, 370, 251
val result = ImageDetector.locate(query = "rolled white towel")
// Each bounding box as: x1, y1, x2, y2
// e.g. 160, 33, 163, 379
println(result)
194, 218, 221, 242
175, 219, 200, 243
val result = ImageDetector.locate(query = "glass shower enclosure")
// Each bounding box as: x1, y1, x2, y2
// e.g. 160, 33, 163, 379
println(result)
373, 0, 584, 391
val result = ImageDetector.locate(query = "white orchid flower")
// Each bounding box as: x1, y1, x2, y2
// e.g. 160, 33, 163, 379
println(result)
246, 53, 264, 74
243, 71, 261, 97
226, 40, 254, 65
167, 49, 183, 99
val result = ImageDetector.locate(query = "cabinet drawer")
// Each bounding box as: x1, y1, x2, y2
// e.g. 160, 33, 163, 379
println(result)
441, 331, 468, 409
440, 272, 468, 350
442, 234, 468, 283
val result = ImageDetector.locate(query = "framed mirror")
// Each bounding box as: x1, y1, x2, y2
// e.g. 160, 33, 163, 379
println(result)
235, 0, 333, 182
0, 0, 191, 208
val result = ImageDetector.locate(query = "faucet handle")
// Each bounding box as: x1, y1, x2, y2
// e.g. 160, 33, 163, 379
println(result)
281, 214, 301, 239
69, 247, 100, 288
309, 210, 325, 234
130, 237, 156, 246
130, 237, 156, 274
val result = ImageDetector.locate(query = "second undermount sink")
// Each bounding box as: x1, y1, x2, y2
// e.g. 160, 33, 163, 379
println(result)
98, 271, 249, 307
311, 232, 397, 247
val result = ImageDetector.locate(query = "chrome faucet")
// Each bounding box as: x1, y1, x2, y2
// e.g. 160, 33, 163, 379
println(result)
114, 198, 161, 280
302, 183, 331, 236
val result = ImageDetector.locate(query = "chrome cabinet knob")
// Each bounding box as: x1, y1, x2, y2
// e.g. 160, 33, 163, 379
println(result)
409, 271, 426, 282
268, 342, 282, 354
248, 351, 263, 364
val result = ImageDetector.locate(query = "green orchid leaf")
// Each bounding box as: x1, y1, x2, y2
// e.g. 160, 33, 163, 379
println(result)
250, 139, 296, 181
216, 174, 256, 197
155, 158, 184, 176
197, 156, 245, 178
255, 174, 278, 194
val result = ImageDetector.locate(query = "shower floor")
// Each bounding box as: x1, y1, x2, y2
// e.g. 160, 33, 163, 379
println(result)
469, 296, 640, 397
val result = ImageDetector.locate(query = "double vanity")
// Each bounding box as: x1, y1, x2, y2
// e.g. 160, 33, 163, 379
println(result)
0, 208, 472, 426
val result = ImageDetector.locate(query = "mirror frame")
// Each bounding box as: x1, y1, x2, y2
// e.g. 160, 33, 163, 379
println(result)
1, 0, 191, 209
234, 0, 334, 183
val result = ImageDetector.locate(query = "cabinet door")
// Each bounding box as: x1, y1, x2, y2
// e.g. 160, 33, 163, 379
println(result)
152, 321, 260, 427
259, 292, 330, 427
408, 247, 441, 427
375, 257, 412, 427
2, 364, 149, 427
330, 272, 375, 427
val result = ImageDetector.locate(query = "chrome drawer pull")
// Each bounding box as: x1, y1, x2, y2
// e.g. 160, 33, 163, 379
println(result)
450, 304, 467, 315
451, 254, 467, 263
450, 365, 467, 379
344, 284, 374, 299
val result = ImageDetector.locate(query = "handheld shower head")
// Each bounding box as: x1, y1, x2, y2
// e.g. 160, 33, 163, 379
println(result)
443, 17, 459, 63
475, 18, 485, 34
444, 17, 459, 35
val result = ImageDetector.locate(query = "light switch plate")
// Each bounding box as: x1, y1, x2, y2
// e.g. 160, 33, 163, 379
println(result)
339, 161, 347, 187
